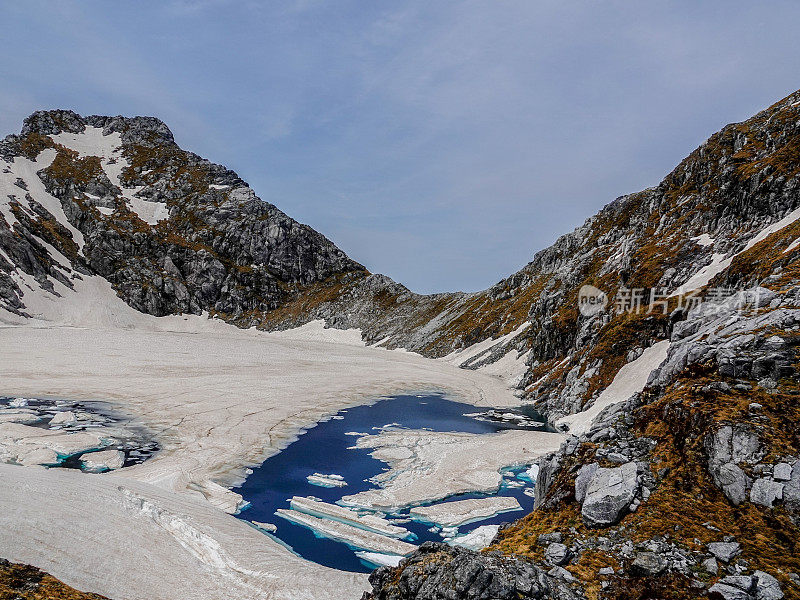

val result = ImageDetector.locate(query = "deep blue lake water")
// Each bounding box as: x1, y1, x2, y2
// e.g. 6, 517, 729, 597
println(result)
234, 394, 544, 573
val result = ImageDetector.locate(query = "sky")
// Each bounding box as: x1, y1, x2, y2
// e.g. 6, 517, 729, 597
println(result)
2, 1, 800, 293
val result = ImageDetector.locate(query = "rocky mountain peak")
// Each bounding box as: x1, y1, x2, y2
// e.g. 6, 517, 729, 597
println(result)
0, 109, 365, 321
21, 109, 176, 147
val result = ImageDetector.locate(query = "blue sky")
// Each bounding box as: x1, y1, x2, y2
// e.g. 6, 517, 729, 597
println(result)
2, 1, 800, 293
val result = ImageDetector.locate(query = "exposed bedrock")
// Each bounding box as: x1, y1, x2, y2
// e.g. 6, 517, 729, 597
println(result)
360, 542, 579, 600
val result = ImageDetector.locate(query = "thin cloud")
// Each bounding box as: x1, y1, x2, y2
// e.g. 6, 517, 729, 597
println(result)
2, 1, 800, 293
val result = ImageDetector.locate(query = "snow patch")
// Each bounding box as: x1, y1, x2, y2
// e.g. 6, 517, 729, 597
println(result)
676, 207, 800, 294
691, 233, 715, 247
271, 320, 365, 346
674, 253, 732, 296
439, 322, 531, 385
128, 197, 170, 225
556, 340, 670, 435
784, 237, 800, 254
51, 127, 169, 226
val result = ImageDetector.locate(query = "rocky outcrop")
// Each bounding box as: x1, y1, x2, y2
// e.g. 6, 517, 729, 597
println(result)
580, 461, 639, 527
479, 288, 799, 599
360, 542, 578, 600
0, 558, 110, 599
0, 110, 365, 319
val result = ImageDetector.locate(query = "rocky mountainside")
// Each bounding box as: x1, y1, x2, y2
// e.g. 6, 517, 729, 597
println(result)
0, 110, 363, 320
2, 89, 800, 599
361, 92, 800, 599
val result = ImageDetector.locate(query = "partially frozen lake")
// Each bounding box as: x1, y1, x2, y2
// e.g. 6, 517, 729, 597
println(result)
234, 394, 547, 572
0, 396, 159, 471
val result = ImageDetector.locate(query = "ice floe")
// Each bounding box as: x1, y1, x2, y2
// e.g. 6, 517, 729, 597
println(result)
81, 449, 125, 472
355, 551, 404, 568
409, 496, 522, 527
449, 524, 500, 551
307, 472, 348, 488
289, 496, 410, 538
342, 428, 562, 510
0, 409, 41, 425
49, 410, 78, 426
275, 509, 417, 556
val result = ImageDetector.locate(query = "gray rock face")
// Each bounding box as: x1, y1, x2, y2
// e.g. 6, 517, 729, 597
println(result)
708, 541, 741, 563
361, 542, 578, 600
705, 426, 763, 506
750, 477, 784, 508
630, 552, 667, 576
574, 462, 599, 503
580, 461, 638, 527
544, 543, 570, 567
709, 572, 784, 600
533, 454, 562, 510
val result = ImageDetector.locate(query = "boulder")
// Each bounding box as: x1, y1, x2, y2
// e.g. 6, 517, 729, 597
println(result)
783, 461, 800, 515
544, 543, 570, 566
753, 570, 784, 600
705, 426, 764, 506
773, 463, 792, 482
630, 552, 666, 576
547, 566, 576, 583
702, 557, 718, 575
750, 477, 784, 508
574, 462, 599, 503
715, 462, 750, 506
709, 582, 754, 600
708, 541, 741, 563
581, 462, 638, 527
537, 532, 563, 545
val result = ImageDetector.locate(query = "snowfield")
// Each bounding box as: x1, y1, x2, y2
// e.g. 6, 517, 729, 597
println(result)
0, 280, 560, 599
